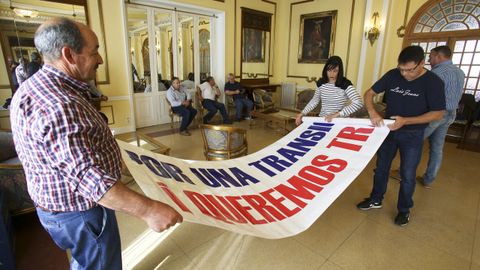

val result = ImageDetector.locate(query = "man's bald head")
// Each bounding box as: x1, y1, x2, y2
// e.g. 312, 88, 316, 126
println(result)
34, 17, 85, 61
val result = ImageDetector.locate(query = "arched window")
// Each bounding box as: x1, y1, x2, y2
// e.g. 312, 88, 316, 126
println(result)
404, 0, 480, 100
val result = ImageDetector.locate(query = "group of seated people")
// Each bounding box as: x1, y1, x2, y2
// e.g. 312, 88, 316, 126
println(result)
166, 73, 255, 136
166, 55, 365, 136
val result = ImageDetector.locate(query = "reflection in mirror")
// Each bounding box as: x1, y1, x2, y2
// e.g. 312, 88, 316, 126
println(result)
198, 16, 210, 83
177, 13, 193, 86
0, 0, 86, 108
154, 9, 172, 91
240, 8, 271, 80
127, 7, 150, 93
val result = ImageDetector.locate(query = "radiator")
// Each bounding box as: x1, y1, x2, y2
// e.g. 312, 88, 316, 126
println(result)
281, 82, 296, 108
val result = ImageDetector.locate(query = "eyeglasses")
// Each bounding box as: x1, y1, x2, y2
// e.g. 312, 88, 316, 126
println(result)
397, 62, 420, 73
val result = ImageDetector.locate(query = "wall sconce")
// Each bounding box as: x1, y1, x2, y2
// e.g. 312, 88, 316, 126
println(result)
13, 8, 39, 18
365, 12, 380, 46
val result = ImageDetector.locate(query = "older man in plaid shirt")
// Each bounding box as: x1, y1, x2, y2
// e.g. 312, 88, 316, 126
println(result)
10, 18, 182, 270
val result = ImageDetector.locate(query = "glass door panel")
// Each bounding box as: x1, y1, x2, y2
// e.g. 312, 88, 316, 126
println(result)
154, 10, 172, 91
127, 7, 150, 93
198, 16, 211, 83
177, 13, 194, 87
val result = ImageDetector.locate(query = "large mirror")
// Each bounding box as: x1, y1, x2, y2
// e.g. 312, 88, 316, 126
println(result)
240, 8, 271, 80
0, 0, 88, 109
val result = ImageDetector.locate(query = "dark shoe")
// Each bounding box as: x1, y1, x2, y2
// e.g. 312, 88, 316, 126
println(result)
390, 169, 401, 182
394, 212, 410, 226
179, 131, 191, 136
416, 176, 432, 189
356, 198, 382, 210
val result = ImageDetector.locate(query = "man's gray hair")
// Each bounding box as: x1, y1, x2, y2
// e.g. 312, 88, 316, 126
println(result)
34, 17, 84, 61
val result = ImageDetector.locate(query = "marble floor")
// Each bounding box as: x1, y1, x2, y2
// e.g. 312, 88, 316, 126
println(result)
115, 119, 480, 270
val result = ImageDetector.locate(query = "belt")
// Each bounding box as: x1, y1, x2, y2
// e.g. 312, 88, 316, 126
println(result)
35, 205, 58, 213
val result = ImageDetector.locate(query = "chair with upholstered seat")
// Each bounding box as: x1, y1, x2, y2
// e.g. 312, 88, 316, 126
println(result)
0, 129, 34, 216
200, 124, 248, 160
165, 97, 182, 129
252, 89, 274, 110
295, 89, 320, 115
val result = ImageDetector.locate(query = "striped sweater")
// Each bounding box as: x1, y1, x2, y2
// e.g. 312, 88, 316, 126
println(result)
302, 83, 363, 117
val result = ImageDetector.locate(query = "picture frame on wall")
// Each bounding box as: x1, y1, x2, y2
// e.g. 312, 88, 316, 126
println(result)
298, 10, 337, 63
242, 28, 266, 63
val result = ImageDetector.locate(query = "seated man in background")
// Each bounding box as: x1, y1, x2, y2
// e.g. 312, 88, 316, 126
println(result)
199, 76, 231, 124
167, 77, 197, 136
224, 73, 253, 121
181, 72, 195, 90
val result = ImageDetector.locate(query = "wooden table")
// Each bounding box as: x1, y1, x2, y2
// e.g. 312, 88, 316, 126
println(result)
135, 132, 171, 155
251, 107, 299, 134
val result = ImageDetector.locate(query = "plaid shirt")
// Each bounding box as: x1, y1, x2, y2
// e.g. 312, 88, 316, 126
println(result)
10, 65, 121, 212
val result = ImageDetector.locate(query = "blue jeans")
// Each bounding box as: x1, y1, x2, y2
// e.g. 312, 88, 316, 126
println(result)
234, 98, 253, 120
172, 105, 197, 131
36, 206, 122, 270
202, 99, 229, 123
422, 110, 456, 185
370, 129, 424, 213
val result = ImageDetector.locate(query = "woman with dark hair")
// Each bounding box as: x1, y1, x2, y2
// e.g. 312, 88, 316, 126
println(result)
295, 55, 363, 125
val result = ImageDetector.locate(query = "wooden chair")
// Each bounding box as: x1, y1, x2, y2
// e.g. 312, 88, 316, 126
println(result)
195, 86, 206, 121
295, 89, 320, 115
0, 128, 34, 216
165, 97, 181, 129
252, 89, 274, 110
200, 124, 248, 160
447, 93, 477, 147
226, 94, 236, 117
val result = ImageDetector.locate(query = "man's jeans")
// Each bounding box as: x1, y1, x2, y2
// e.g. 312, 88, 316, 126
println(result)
234, 98, 253, 120
370, 129, 424, 213
36, 206, 122, 270
172, 105, 197, 132
202, 99, 229, 123
422, 110, 456, 185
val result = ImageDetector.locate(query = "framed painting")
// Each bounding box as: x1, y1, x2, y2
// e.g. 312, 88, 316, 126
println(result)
242, 28, 266, 63
298, 10, 337, 63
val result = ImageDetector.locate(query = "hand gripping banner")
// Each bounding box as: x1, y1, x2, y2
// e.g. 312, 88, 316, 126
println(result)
118, 117, 392, 239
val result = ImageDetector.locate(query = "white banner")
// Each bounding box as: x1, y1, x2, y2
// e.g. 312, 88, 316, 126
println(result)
118, 117, 392, 239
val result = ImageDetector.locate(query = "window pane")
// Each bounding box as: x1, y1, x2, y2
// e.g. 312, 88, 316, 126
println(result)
461, 65, 470, 75
465, 90, 474, 95
465, 40, 477, 52
462, 52, 473, 64
419, 42, 428, 51
475, 92, 480, 102
438, 41, 447, 46
455, 40, 465, 52
428, 42, 438, 51
470, 66, 480, 77
476, 41, 480, 52
474, 53, 480, 64
467, 78, 478, 89
452, 53, 462, 64
466, 15, 479, 29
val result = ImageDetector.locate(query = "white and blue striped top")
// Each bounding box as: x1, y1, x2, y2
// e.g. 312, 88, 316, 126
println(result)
301, 83, 363, 117
431, 60, 465, 111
